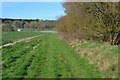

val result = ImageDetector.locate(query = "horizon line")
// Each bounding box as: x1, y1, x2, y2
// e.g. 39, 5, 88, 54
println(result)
1, 17, 58, 21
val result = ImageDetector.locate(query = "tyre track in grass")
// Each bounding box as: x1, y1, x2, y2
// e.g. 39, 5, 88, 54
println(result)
45, 37, 75, 78
44, 34, 100, 78
11, 38, 42, 78
2, 41, 29, 61
2, 37, 43, 78
2, 42, 35, 77
25, 38, 50, 78
26, 34, 101, 78
2, 38, 40, 65
2, 34, 102, 78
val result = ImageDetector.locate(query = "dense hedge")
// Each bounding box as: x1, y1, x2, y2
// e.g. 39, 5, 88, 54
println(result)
56, 2, 120, 45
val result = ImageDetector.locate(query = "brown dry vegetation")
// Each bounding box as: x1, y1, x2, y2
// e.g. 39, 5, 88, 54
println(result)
69, 40, 118, 78
56, 2, 119, 77
56, 2, 120, 45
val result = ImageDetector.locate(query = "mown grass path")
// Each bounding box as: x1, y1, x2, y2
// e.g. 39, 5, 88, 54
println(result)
2, 34, 101, 78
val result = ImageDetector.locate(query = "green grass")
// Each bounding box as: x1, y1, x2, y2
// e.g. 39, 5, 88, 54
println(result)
20, 27, 55, 32
2, 31, 48, 45
2, 33, 101, 78
71, 40, 118, 78
43, 27, 55, 31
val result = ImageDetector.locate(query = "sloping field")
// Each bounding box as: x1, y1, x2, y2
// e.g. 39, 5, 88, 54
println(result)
70, 40, 118, 78
2, 32, 46, 45
2, 34, 101, 78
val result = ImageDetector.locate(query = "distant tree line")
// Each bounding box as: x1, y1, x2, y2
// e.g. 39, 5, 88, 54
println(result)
1, 18, 56, 31
56, 2, 120, 45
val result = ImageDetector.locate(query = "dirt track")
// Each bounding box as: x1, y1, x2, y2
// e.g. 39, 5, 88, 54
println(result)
40, 31, 57, 33
0, 35, 42, 48
1, 31, 57, 48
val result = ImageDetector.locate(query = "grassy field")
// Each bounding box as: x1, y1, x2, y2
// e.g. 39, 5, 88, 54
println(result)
20, 27, 55, 32
70, 40, 118, 78
2, 33, 101, 78
2, 31, 47, 45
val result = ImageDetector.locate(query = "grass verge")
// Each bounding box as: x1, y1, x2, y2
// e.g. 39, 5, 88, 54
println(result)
70, 40, 118, 78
